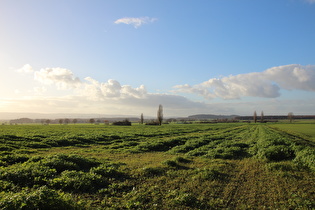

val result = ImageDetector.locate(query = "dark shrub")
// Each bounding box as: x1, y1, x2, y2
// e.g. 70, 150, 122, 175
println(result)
49, 170, 107, 193
25, 142, 51, 148
174, 156, 192, 163
41, 154, 100, 173
262, 145, 295, 161
145, 122, 160, 125
142, 167, 165, 177
0, 162, 57, 187
113, 119, 131, 126
162, 160, 179, 168
90, 163, 126, 179
0, 145, 14, 152
0, 154, 29, 166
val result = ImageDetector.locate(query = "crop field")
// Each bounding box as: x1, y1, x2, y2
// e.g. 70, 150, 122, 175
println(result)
0, 123, 315, 209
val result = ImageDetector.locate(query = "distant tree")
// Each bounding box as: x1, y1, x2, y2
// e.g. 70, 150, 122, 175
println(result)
73, 119, 77, 124
253, 111, 257, 123
261, 111, 264, 123
64, 118, 70, 124
112, 119, 131, 126
89, 118, 95, 124
58, 119, 63, 125
288, 112, 294, 123
157, 104, 163, 126
45, 119, 51, 125
140, 113, 144, 124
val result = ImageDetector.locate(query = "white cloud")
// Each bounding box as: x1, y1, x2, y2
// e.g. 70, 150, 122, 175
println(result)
17, 64, 34, 74
18, 65, 148, 101
5, 63, 315, 117
83, 77, 147, 100
34, 68, 82, 89
174, 64, 315, 100
114, 17, 157, 28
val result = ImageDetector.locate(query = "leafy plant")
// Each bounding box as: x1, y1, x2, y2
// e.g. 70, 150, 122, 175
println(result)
0, 162, 57, 187
49, 170, 107, 193
258, 145, 295, 161
0, 186, 81, 209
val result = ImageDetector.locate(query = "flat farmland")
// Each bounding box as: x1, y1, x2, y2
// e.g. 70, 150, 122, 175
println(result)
0, 123, 314, 209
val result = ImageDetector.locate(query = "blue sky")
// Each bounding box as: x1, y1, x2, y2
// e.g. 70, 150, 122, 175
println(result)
0, 0, 315, 117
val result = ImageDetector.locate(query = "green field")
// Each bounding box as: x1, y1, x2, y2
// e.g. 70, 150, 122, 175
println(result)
0, 123, 315, 209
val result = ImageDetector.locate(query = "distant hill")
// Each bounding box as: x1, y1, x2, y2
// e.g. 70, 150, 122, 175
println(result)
188, 114, 239, 120
0, 112, 143, 121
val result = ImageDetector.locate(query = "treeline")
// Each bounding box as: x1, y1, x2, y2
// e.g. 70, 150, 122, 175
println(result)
236, 115, 315, 121
8, 117, 140, 124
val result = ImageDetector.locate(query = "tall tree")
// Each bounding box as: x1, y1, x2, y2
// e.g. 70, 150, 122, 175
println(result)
261, 111, 264, 123
157, 104, 163, 126
64, 118, 70, 124
140, 113, 144, 124
288, 112, 294, 123
253, 111, 257, 123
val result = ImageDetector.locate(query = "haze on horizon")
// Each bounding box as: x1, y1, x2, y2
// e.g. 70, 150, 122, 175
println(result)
1, 0, 315, 117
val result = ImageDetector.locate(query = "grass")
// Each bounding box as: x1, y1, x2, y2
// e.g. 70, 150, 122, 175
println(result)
0, 122, 315, 209
270, 123, 315, 141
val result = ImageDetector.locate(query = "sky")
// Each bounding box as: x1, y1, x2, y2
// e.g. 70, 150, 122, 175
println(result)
1, 0, 315, 118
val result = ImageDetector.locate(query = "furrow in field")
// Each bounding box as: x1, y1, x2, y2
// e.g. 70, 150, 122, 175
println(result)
167, 125, 251, 158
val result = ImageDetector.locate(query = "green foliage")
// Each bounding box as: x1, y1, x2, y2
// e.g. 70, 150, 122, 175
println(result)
162, 159, 179, 168
267, 162, 298, 172
0, 186, 82, 210
90, 163, 126, 179
294, 147, 315, 171
171, 191, 199, 207
174, 156, 192, 163
38, 154, 100, 172
206, 146, 248, 159
258, 145, 295, 161
193, 168, 227, 181
0, 154, 29, 166
141, 167, 166, 177
49, 170, 107, 193
0, 180, 16, 191
0, 154, 126, 194
0, 162, 57, 187
0, 123, 315, 209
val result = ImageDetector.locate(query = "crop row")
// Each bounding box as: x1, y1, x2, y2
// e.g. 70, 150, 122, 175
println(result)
1, 124, 314, 168
0, 124, 237, 153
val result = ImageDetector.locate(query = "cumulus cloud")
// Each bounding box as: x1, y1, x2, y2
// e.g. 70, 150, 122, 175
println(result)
17, 64, 34, 74
83, 77, 147, 100
10, 63, 315, 117
174, 64, 315, 100
114, 17, 157, 28
34, 68, 82, 89
18, 64, 148, 101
